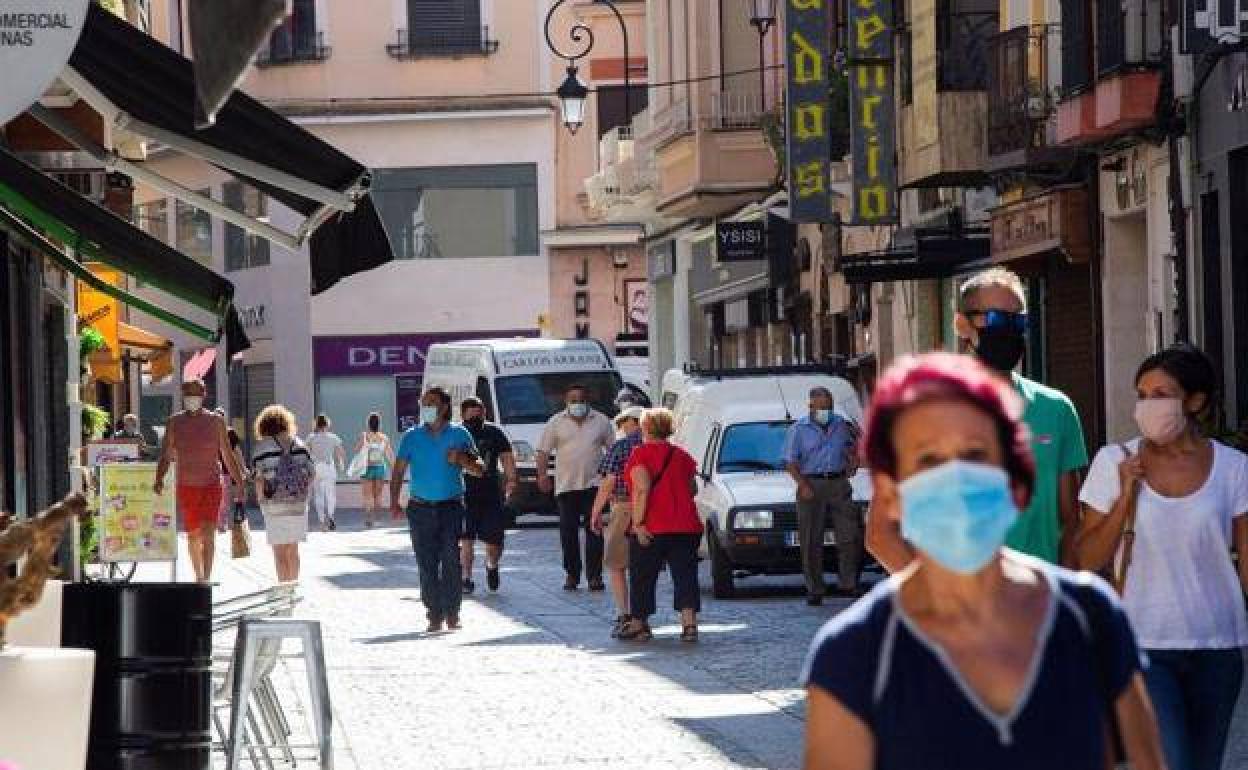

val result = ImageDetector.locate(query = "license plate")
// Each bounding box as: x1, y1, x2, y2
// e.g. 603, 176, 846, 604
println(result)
785, 532, 837, 547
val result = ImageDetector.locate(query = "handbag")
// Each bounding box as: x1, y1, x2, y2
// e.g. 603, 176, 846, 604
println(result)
230, 503, 252, 559
1108, 443, 1140, 596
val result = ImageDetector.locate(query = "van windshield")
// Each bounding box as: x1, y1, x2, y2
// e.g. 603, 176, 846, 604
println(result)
717, 421, 791, 472
495, 371, 624, 424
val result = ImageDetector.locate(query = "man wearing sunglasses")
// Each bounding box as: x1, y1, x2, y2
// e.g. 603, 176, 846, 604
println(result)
866, 267, 1088, 569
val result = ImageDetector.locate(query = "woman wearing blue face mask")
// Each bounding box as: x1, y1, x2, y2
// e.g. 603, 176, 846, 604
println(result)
801, 352, 1165, 770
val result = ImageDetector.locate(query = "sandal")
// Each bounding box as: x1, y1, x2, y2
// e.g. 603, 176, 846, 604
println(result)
681, 625, 699, 643
617, 620, 653, 642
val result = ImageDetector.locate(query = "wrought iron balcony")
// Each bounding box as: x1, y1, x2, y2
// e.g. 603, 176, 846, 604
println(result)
385, 27, 499, 59
256, 30, 331, 67
987, 25, 1061, 166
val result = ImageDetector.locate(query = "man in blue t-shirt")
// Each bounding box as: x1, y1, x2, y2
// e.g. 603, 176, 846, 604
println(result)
390, 386, 483, 632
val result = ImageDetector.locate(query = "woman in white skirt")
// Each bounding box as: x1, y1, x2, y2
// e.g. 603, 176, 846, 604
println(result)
251, 405, 316, 582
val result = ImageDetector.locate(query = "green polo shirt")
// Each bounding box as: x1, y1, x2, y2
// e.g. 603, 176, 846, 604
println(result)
1006, 373, 1088, 563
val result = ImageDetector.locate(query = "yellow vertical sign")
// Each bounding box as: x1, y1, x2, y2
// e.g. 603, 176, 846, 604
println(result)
77, 264, 123, 382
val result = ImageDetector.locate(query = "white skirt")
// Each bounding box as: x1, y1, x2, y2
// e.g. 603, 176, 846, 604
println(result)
261, 502, 309, 545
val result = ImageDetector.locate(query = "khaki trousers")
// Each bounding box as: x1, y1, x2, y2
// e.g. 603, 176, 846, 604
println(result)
796, 477, 861, 596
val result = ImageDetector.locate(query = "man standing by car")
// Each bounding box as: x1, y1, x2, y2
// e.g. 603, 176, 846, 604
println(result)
458, 397, 517, 594
153, 378, 247, 583
783, 386, 861, 605
536, 384, 615, 591
589, 406, 645, 636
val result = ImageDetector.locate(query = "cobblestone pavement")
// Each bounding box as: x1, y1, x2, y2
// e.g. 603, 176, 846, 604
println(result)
195, 509, 1248, 770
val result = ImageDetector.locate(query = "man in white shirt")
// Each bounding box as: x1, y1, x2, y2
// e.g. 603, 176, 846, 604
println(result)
305, 414, 346, 531
536, 384, 614, 591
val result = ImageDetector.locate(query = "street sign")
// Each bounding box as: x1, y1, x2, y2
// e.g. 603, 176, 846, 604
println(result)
0, 1, 89, 125
715, 221, 765, 262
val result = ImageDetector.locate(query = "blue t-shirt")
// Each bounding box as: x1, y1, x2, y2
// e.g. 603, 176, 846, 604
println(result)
801, 560, 1144, 770
395, 423, 477, 503
782, 414, 857, 475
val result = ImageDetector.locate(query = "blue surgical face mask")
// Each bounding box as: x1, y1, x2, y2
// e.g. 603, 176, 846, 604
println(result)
899, 460, 1018, 575
568, 402, 589, 419
814, 409, 833, 425
420, 405, 440, 425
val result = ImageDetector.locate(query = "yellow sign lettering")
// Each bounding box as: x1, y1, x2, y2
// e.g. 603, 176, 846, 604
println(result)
855, 13, 887, 52
791, 0, 823, 8
859, 185, 890, 219
790, 30, 824, 84
859, 94, 883, 129
794, 103, 826, 140
795, 161, 827, 197
867, 139, 882, 178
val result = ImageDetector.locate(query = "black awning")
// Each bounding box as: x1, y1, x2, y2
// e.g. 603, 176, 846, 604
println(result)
0, 146, 248, 354
68, 3, 395, 294
841, 227, 992, 285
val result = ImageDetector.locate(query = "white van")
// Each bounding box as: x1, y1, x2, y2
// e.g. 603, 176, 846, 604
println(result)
665, 366, 871, 597
423, 338, 624, 515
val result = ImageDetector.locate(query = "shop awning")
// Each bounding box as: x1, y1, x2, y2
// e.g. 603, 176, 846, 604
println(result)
182, 348, 217, 382
841, 226, 992, 285
58, 3, 394, 295
119, 322, 172, 351
0, 146, 247, 351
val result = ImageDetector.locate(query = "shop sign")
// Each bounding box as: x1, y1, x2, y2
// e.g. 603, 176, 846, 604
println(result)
848, 0, 899, 225
238, 304, 266, 329
394, 374, 423, 433
77, 263, 122, 382
0, 1, 89, 125
1182, 0, 1248, 54
314, 331, 535, 377
86, 438, 140, 466
785, 0, 832, 223
716, 221, 765, 262
989, 187, 1091, 265
98, 462, 178, 563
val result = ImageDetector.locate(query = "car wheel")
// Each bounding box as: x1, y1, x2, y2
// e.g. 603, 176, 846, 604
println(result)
708, 528, 736, 599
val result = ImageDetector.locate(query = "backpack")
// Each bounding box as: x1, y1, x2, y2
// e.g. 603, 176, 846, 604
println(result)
266, 438, 314, 503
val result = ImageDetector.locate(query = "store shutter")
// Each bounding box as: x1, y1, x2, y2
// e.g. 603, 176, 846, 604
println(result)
243, 363, 275, 456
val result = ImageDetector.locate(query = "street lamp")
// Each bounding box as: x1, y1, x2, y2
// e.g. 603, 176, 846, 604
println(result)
749, 0, 777, 107
545, 0, 630, 136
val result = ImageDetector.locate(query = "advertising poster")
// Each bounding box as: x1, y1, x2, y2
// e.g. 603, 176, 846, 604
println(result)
395, 374, 424, 433
86, 438, 140, 466
98, 462, 177, 563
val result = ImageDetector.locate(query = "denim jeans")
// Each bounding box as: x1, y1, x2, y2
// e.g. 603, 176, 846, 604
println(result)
407, 500, 465, 621
1143, 647, 1244, 770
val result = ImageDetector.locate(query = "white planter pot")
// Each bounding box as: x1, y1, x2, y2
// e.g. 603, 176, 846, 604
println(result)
0, 647, 94, 770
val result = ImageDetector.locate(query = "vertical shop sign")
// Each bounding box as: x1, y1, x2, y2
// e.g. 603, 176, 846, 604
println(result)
848, 0, 899, 224
785, 0, 832, 222
77, 263, 123, 382
394, 374, 424, 433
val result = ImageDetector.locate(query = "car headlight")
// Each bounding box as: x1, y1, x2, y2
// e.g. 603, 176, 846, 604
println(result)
511, 440, 535, 463
733, 509, 774, 530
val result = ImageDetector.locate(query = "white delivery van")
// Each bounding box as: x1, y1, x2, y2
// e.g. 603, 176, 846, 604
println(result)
666, 365, 871, 598
422, 338, 624, 516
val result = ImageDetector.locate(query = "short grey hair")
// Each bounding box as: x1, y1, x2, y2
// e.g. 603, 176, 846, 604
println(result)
958, 268, 1027, 313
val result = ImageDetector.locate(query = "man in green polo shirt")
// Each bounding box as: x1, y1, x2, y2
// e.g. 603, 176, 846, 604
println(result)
865, 268, 1088, 568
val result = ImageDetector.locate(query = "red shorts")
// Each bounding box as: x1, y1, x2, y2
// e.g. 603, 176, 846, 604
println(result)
178, 484, 223, 532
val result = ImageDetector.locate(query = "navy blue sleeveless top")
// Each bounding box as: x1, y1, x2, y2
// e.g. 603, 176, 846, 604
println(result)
801, 561, 1144, 770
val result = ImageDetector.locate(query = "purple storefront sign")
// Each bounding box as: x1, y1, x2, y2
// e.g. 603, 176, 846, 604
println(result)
313, 331, 537, 378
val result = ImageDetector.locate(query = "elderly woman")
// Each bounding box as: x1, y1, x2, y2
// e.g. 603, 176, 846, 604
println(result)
802, 353, 1165, 770
617, 408, 703, 643
252, 405, 316, 582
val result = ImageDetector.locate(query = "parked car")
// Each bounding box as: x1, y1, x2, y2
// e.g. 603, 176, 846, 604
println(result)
668, 366, 871, 598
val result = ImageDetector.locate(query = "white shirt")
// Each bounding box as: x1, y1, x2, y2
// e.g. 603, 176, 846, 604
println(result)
1079, 438, 1248, 649
536, 410, 614, 495
305, 431, 343, 466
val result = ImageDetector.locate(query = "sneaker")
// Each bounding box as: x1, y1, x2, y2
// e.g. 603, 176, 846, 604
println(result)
563, 576, 579, 591
587, 578, 606, 592
610, 614, 632, 638
486, 565, 500, 592
462, 579, 475, 595
446, 615, 462, 631
326, 516, 337, 532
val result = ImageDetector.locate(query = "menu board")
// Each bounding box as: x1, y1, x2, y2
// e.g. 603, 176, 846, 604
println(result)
98, 462, 177, 563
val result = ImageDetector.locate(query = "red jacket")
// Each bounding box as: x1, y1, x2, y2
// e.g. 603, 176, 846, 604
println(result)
624, 441, 702, 535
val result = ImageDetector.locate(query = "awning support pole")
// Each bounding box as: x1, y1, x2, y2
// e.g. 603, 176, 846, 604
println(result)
29, 104, 304, 252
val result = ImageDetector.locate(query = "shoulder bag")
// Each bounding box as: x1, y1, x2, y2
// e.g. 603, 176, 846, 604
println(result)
1109, 443, 1139, 596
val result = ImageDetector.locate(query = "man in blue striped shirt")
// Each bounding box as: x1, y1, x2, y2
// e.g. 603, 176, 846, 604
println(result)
783, 387, 861, 605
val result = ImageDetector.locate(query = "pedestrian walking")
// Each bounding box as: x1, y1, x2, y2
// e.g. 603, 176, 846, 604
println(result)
536, 384, 614, 592
390, 387, 483, 632
589, 406, 645, 636
783, 387, 862, 605
354, 412, 394, 528
251, 405, 315, 582
306, 414, 346, 531
867, 267, 1088, 571
458, 397, 517, 594
153, 378, 247, 583
1077, 344, 1247, 770
618, 408, 703, 643
803, 352, 1165, 770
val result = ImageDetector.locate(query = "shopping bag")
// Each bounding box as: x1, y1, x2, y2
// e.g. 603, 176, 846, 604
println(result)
346, 447, 369, 479
230, 503, 252, 559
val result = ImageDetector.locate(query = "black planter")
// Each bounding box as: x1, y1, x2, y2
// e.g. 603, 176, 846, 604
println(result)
62, 582, 213, 770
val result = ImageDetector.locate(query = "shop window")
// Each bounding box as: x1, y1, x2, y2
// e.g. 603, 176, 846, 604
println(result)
223, 181, 270, 272
317, 376, 399, 457
175, 192, 212, 267
373, 165, 539, 259
936, 0, 998, 91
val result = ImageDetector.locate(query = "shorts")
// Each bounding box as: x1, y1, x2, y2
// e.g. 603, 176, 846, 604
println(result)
460, 492, 506, 546
178, 484, 223, 533
262, 504, 309, 545
361, 465, 386, 481
604, 500, 632, 570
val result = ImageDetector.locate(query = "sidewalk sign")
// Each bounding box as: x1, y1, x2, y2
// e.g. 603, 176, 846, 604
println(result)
86, 438, 141, 466
98, 462, 178, 564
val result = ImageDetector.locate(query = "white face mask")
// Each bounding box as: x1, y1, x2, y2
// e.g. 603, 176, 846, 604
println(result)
183, 396, 204, 412
568, 402, 589, 419
420, 405, 440, 425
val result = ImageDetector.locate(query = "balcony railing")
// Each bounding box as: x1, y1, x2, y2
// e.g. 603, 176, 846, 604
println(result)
709, 90, 765, 130
385, 26, 499, 59
987, 25, 1057, 158
256, 30, 331, 67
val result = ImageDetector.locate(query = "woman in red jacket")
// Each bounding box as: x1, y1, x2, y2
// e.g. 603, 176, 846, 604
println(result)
619, 408, 704, 643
